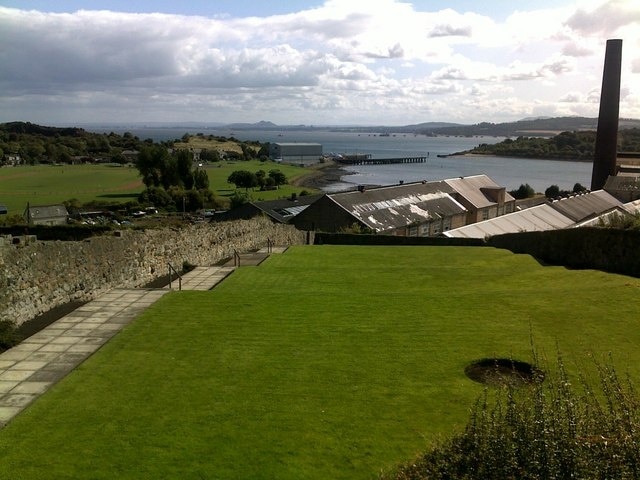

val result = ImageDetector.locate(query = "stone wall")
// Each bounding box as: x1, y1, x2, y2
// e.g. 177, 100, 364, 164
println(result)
0, 218, 307, 326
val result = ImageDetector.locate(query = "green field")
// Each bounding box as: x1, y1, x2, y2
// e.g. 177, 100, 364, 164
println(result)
1, 246, 639, 479
0, 161, 316, 214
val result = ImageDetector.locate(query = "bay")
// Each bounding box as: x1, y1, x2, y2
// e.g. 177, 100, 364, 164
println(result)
88, 126, 593, 193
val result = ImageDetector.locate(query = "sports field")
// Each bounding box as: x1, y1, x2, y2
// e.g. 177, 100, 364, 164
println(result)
0, 246, 639, 479
0, 161, 315, 214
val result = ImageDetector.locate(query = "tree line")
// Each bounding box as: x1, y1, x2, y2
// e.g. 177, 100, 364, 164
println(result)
466, 128, 640, 161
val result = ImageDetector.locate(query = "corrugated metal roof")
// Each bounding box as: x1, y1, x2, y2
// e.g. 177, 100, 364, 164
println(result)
574, 208, 630, 227
444, 204, 575, 239
444, 175, 515, 208
547, 190, 621, 222
253, 194, 324, 223
622, 199, 640, 214
329, 181, 466, 232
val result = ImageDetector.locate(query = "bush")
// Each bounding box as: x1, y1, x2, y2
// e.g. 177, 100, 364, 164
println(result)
0, 320, 19, 353
388, 353, 640, 480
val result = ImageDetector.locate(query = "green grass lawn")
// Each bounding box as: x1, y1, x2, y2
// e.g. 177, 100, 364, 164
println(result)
1, 246, 639, 479
0, 164, 143, 214
0, 161, 316, 214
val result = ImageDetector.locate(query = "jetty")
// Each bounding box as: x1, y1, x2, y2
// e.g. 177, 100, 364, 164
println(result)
335, 155, 428, 166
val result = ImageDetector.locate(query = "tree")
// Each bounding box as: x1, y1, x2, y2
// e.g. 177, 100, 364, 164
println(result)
268, 169, 287, 186
229, 191, 251, 209
193, 168, 209, 190
175, 150, 193, 189
545, 185, 561, 198
573, 182, 587, 193
255, 169, 266, 188
510, 183, 535, 199
200, 148, 220, 163
228, 170, 258, 190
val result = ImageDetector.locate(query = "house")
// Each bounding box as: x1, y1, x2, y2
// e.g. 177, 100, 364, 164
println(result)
23, 204, 69, 226
292, 181, 468, 235
443, 175, 516, 224
215, 194, 324, 224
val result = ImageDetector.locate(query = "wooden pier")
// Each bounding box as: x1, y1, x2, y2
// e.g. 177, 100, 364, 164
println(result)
335, 156, 428, 166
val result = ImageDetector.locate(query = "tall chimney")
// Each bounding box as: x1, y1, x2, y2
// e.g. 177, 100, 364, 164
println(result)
591, 39, 622, 191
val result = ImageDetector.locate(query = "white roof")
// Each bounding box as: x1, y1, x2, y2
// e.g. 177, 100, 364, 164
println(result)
444, 204, 574, 239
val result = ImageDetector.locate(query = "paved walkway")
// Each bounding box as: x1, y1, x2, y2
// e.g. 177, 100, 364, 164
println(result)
0, 246, 288, 427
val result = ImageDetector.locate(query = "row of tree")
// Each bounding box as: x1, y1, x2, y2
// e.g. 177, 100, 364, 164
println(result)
509, 182, 588, 200
227, 169, 287, 190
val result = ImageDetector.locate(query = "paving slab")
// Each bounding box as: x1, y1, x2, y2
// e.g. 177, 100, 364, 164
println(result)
0, 288, 168, 427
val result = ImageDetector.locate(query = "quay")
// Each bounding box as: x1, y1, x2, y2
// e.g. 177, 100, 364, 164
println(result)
335, 155, 428, 166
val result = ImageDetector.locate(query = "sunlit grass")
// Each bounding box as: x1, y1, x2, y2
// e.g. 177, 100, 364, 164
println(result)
0, 246, 638, 479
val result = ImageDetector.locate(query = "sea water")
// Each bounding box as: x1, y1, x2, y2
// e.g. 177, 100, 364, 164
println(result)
89, 127, 593, 193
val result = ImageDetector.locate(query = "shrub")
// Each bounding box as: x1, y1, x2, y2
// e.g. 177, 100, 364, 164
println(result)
388, 353, 640, 480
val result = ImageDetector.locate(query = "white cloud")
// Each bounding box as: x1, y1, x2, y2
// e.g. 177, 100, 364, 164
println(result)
0, 1, 639, 125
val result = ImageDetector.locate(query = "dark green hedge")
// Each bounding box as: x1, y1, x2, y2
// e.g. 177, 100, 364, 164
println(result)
314, 233, 485, 247
488, 228, 640, 277
314, 229, 640, 278
0, 224, 112, 241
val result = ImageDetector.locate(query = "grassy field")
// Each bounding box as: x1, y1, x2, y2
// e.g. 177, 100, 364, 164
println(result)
1, 246, 639, 479
0, 161, 317, 214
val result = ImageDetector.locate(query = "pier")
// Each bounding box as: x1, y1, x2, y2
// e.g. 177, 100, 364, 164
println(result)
335, 155, 428, 166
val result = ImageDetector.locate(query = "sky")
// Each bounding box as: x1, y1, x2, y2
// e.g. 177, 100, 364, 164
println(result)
0, 0, 639, 126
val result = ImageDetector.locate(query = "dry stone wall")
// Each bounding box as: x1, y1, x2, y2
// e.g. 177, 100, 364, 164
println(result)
0, 217, 307, 326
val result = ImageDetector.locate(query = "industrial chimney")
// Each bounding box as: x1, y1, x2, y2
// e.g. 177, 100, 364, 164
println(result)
590, 39, 622, 191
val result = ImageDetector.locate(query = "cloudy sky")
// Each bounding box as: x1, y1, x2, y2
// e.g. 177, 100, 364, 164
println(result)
1, 0, 639, 126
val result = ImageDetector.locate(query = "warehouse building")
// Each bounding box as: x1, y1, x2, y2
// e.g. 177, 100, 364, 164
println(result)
269, 143, 322, 165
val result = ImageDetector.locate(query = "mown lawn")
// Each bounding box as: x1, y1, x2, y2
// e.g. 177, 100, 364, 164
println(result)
0, 164, 142, 214
0, 246, 639, 479
0, 161, 316, 215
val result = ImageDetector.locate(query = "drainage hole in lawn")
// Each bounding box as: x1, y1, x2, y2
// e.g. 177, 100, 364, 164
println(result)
465, 358, 545, 387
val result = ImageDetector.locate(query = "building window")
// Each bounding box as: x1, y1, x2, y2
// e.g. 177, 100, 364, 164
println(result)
409, 226, 418, 237
443, 218, 451, 231
505, 203, 513, 213
420, 223, 430, 236
433, 222, 441, 234
482, 209, 489, 220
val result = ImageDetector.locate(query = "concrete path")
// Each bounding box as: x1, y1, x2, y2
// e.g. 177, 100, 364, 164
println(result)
178, 266, 235, 291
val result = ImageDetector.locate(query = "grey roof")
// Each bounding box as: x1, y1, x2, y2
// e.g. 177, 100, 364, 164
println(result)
574, 207, 631, 227
604, 175, 640, 189
328, 181, 467, 232
24, 204, 68, 220
547, 190, 622, 222
444, 204, 575, 239
622, 199, 640, 214
273, 143, 322, 147
444, 175, 515, 208
251, 194, 323, 223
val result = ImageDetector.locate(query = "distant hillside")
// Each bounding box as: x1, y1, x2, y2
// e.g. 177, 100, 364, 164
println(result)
1, 121, 86, 137
422, 117, 640, 137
